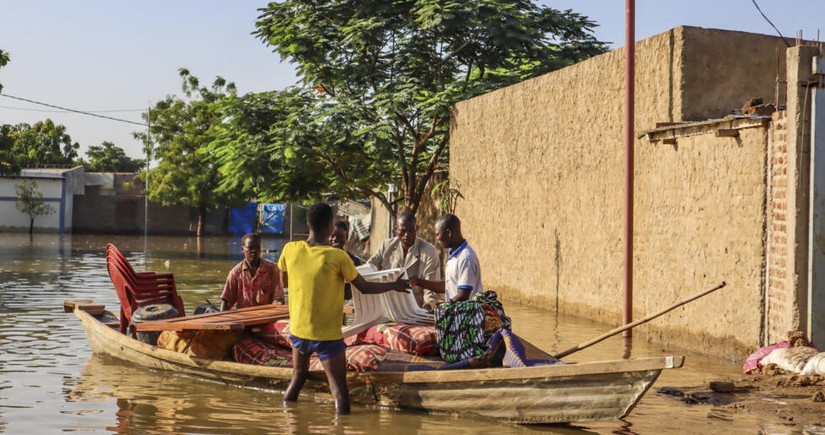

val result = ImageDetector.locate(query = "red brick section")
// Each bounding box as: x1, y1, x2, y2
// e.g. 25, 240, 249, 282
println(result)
767, 110, 791, 343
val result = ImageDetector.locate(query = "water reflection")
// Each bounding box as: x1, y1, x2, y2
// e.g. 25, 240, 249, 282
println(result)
0, 233, 817, 434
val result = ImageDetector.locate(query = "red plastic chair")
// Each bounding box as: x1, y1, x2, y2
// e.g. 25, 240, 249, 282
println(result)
105, 244, 185, 334
107, 243, 175, 282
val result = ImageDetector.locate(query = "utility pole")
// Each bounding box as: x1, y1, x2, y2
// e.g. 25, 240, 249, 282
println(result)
144, 107, 151, 239
623, 0, 636, 337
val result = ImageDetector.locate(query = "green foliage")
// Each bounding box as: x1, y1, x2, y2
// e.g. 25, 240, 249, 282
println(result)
0, 120, 79, 171
135, 69, 243, 235
0, 49, 8, 93
0, 124, 18, 176
208, 87, 397, 204
247, 0, 606, 213
16, 180, 55, 234
84, 141, 143, 172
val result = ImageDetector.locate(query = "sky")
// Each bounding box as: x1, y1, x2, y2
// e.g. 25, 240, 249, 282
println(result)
1, 1, 824, 160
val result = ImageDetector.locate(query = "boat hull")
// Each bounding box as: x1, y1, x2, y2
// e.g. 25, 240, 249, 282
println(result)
73, 307, 682, 424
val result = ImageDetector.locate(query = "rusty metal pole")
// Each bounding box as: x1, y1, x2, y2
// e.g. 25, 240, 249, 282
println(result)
623, 0, 635, 337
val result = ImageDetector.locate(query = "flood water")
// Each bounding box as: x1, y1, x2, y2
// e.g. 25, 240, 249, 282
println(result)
0, 233, 817, 434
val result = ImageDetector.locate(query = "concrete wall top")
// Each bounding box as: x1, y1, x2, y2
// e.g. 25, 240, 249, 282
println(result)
678, 26, 791, 120
85, 173, 115, 189
454, 25, 792, 129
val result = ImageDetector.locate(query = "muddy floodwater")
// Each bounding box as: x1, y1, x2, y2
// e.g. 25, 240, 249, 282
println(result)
0, 233, 820, 434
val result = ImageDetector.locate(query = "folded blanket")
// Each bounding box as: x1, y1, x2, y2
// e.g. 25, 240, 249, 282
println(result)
232, 337, 389, 372
346, 322, 438, 356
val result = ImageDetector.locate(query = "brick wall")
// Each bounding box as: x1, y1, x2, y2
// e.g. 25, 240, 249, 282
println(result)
767, 110, 794, 343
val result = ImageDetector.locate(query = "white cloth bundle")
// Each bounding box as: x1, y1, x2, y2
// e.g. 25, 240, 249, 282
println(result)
342, 264, 434, 337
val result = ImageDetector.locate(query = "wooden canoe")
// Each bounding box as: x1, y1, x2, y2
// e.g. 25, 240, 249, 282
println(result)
69, 304, 684, 424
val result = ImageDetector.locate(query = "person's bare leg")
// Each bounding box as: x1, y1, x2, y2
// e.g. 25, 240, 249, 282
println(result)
320, 350, 350, 414
284, 348, 309, 402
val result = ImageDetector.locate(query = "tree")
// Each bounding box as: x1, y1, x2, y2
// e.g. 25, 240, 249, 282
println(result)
16, 180, 55, 236
0, 123, 18, 176
135, 69, 243, 236
4, 120, 80, 168
0, 50, 16, 176
85, 141, 143, 172
245, 0, 606, 214
208, 87, 397, 204
0, 49, 9, 93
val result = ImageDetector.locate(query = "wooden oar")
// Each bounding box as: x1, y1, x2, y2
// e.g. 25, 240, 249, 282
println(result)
553, 281, 727, 359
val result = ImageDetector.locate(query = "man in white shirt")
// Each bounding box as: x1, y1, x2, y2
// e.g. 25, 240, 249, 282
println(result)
410, 214, 482, 303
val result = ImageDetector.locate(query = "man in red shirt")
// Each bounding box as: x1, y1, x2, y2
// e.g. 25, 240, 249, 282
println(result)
220, 233, 284, 311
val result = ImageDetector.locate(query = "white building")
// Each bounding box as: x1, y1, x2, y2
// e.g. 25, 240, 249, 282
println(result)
0, 166, 85, 233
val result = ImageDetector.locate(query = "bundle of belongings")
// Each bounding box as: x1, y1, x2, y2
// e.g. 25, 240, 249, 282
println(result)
158, 265, 561, 371
742, 330, 825, 375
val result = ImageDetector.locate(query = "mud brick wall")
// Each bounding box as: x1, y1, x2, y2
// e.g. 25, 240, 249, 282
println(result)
450, 26, 789, 358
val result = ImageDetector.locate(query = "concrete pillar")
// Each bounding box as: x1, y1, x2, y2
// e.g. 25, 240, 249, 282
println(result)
785, 46, 817, 336
808, 54, 825, 349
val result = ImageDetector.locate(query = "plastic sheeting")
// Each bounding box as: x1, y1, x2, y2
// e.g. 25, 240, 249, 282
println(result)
260, 203, 285, 234
228, 202, 258, 236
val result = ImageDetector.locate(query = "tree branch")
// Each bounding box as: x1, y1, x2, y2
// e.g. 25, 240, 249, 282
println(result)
411, 131, 450, 209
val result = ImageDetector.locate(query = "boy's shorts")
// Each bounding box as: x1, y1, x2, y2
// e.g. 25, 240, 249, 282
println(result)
289, 334, 346, 361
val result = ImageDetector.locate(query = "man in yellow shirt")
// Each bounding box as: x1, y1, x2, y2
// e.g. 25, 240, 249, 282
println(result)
278, 202, 408, 414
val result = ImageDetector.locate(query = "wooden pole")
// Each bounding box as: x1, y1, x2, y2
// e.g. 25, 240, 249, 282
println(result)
623, 0, 636, 338
553, 282, 727, 359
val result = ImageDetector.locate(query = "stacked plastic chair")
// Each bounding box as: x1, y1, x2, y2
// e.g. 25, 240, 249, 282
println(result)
342, 264, 434, 337
105, 243, 185, 335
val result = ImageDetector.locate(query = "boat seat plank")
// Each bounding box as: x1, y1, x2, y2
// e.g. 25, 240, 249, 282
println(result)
132, 304, 290, 332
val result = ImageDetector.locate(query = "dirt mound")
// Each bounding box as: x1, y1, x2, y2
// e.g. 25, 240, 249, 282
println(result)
658, 371, 825, 426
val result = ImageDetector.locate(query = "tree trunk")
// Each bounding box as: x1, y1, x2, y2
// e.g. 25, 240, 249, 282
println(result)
197, 205, 206, 237
29, 217, 34, 236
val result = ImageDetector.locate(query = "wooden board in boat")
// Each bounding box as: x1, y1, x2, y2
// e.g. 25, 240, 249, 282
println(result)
132, 304, 289, 332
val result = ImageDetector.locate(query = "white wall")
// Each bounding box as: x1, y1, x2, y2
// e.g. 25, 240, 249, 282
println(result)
0, 177, 63, 231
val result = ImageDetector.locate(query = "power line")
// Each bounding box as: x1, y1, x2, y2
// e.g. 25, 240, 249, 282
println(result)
0, 93, 149, 127
0, 104, 145, 114
750, 0, 791, 48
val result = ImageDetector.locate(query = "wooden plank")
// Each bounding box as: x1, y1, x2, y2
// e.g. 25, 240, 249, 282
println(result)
63, 299, 105, 315
715, 128, 739, 137
655, 121, 685, 128
64, 299, 95, 312
133, 304, 290, 332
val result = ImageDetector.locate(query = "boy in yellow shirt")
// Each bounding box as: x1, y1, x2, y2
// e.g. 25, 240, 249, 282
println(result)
278, 202, 408, 414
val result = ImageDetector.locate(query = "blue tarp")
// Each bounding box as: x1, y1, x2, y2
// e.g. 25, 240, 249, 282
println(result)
229, 202, 258, 235
259, 203, 285, 234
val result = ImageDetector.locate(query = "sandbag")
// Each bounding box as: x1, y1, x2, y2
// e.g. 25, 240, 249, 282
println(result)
801, 352, 825, 375
759, 346, 819, 374
742, 341, 790, 374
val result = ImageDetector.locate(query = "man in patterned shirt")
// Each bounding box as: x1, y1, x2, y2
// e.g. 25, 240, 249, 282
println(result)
220, 233, 284, 311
